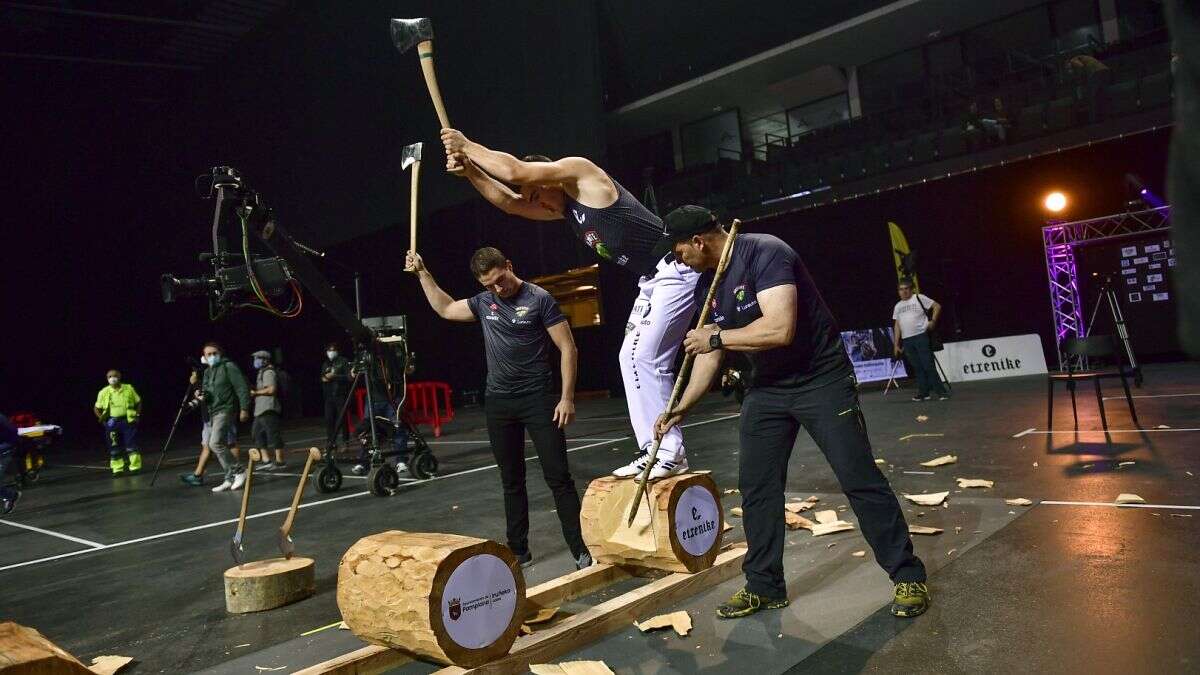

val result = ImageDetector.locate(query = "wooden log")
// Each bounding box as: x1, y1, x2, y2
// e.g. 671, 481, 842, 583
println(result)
580, 473, 723, 573
0, 621, 93, 674
337, 531, 526, 668
224, 556, 316, 613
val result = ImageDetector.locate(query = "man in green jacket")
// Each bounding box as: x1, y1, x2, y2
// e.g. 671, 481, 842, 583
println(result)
94, 369, 142, 476
199, 342, 252, 492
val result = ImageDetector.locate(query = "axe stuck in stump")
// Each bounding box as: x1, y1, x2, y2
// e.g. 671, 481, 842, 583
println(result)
230, 448, 261, 565
278, 447, 321, 560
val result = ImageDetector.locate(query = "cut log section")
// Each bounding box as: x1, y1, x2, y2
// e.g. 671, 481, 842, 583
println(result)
0, 622, 94, 674
337, 531, 526, 668
581, 473, 723, 573
224, 556, 316, 614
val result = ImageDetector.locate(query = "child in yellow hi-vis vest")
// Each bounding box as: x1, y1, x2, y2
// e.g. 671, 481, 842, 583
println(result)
94, 369, 142, 476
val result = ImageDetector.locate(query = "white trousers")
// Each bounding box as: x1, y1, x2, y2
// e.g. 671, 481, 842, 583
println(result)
619, 257, 699, 462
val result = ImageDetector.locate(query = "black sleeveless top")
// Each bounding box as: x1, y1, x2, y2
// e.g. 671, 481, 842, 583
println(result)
561, 178, 668, 277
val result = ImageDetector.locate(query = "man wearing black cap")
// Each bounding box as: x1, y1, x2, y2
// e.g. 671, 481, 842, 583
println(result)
441, 128, 697, 480
655, 205, 929, 620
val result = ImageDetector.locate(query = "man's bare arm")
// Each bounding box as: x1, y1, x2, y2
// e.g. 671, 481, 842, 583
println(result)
718, 285, 798, 352
405, 252, 474, 322
461, 160, 562, 221
442, 129, 607, 186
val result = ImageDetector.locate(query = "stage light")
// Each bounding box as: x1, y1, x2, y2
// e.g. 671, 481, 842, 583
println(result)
1044, 191, 1068, 213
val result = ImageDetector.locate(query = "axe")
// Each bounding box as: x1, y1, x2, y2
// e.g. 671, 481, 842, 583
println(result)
231, 449, 261, 565
626, 220, 741, 526
390, 18, 462, 173
402, 142, 422, 252
278, 447, 321, 560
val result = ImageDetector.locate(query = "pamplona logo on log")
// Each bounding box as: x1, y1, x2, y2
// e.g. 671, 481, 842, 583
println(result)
448, 597, 462, 621
963, 343, 1022, 375
446, 587, 515, 622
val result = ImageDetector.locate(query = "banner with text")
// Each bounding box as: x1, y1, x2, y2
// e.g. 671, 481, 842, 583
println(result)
940, 334, 1048, 382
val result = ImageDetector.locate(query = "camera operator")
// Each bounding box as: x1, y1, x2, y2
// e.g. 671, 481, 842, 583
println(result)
199, 342, 252, 492
250, 350, 287, 470
94, 369, 142, 476
321, 341, 352, 449
1, 414, 19, 514
180, 351, 242, 487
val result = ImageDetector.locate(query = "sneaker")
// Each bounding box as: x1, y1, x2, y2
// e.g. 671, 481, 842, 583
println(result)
716, 588, 789, 619
179, 473, 204, 487
230, 472, 247, 491
394, 462, 408, 474
257, 461, 277, 471
611, 451, 650, 478
212, 479, 234, 493
937, 394, 950, 401
515, 551, 534, 568
891, 581, 931, 617
1, 490, 19, 515
635, 457, 689, 482
575, 551, 593, 570
352, 463, 369, 476
911, 395, 930, 402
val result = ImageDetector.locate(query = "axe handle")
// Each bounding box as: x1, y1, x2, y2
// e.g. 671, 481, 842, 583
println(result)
281, 448, 320, 537
410, 159, 421, 252
237, 449, 261, 537
626, 220, 741, 526
416, 40, 463, 174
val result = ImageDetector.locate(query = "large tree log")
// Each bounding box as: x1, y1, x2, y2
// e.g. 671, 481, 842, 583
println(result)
337, 531, 526, 668
580, 473, 723, 573
224, 556, 316, 613
0, 622, 93, 674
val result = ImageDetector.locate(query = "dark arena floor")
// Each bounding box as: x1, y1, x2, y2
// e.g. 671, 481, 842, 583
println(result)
4, 363, 1199, 674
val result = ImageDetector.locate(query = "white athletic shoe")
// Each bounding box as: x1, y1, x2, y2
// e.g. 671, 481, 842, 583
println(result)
395, 462, 408, 474
211, 479, 233, 493
612, 452, 651, 478
635, 457, 689, 482
230, 472, 247, 491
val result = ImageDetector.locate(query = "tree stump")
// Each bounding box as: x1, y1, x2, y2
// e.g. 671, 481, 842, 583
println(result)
580, 473, 723, 573
337, 531, 525, 668
223, 557, 316, 614
0, 622, 93, 674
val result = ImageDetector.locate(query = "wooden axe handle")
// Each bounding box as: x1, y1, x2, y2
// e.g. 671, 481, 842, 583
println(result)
416, 40, 463, 174
280, 448, 321, 536
237, 449, 261, 533
409, 159, 421, 252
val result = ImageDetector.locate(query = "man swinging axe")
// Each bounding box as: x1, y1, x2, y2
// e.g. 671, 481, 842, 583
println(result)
653, 206, 930, 620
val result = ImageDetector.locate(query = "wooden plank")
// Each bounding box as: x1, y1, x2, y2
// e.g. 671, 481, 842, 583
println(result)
434, 546, 748, 675
292, 644, 411, 675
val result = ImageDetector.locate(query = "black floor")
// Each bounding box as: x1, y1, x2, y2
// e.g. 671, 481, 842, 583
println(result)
3, 363, 1199, 673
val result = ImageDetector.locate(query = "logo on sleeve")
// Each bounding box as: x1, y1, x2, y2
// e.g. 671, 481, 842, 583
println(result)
582, 229, 613, 261
573, 209, 586, 224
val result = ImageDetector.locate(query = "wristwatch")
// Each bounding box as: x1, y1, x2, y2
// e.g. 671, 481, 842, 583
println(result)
709, 328, 723, 350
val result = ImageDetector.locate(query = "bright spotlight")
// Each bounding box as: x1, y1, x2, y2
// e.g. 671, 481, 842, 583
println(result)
1044, 191, 1067, 213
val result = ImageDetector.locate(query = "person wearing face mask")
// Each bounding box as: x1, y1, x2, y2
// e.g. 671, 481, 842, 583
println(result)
200, 342, 252, 492
250, 350, 287, 470
181, 350, 242, 487
93, 369, 142, 476
320, 341, 352, 449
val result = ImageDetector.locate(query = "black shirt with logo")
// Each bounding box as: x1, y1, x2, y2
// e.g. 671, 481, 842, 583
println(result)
696, 233, 851, 389
560, 178, 667, 277
467, 282, 568, 395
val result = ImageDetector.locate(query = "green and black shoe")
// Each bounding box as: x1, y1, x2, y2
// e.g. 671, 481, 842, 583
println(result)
716, 588, 790, 619
891, 581, 930, 617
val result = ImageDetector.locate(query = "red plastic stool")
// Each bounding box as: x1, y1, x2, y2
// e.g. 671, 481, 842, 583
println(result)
405, 381, 454, 437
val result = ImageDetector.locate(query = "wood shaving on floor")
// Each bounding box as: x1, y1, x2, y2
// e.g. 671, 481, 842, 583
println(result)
530, 661, 616, 675
909, 524, 944, 535
1116, 493, 1146, 504
852, 550, 866, 557
1006, 498, 1034, 506
634, 611, 692, 637
920, 454, 957, 467
903, 491, 950, 506
730, 507, 743, 517
955, 478, 994, 489
89, 656, 134, 675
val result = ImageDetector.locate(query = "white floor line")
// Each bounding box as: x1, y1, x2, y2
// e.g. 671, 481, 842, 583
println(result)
1013, 428, 1037, 438
1041, 500, 1200, 511
0, 414, 741, 574
0, 520, 105, 548
425, 437, 623, 445
902, 471, 935, 475
56, 464, 111, 470
1102, 392, 1200, 400
1017, 428, 1200, 435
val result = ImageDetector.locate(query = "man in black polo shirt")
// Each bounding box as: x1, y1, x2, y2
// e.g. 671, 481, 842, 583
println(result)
406, 247, 591, 570
654, 206, 929, 619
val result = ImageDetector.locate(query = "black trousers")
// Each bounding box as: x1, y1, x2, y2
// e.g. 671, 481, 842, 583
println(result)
485, 390, 586, 559
903, 332, 946, 397
739, 375, 926, 598
323, 393, 349, 446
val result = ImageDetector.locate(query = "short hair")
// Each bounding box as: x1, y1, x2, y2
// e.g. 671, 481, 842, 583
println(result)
523, 154, 552, 163
203, 341, 222, 353
107, 369, 121, 378
325, 341, 340, 350
470, 247, 508, 277
897, 278, 915, 288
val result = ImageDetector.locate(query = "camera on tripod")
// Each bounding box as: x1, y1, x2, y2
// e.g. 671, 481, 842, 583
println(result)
159, 166, 295, 315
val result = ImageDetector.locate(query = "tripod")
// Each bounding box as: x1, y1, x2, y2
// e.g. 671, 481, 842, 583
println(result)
1086, 274, 1142, 385
149, 379, 198, 486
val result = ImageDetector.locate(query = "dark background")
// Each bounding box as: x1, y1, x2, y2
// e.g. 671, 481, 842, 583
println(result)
0, 1, 1175, 444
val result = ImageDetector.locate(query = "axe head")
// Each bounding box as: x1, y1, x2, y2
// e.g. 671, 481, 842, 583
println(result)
231, 533, 244, 565
390, 18, 433, 54
401, 142, 423, 170
278, 529, 294, 560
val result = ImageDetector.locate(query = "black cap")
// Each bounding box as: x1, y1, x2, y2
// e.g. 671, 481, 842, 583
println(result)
652, 205, 720, 258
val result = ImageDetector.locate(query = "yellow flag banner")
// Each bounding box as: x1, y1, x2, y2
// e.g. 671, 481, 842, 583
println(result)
888, 221, 920, 293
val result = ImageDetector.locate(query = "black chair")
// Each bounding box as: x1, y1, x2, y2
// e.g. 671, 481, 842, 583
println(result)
1047, 336, 1140, 432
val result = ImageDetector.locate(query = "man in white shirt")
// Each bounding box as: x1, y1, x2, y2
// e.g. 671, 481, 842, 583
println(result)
892, 278, 948, 401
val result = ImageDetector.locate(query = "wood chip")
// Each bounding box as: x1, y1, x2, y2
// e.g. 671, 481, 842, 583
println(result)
852, 550, 866, 558
903, 491, 950, 506
531, 661, 616, 675
810, 521, 856, 536
784, 501, 815, 513
723, 488, 740, 495
814, 510, 838, 524
722, 521, 734, 532
89, 656, 134, 675
909, 525, 944, 535
520, 624, 534, 636
946, 548, 957, 556
525, 607, 559, 625
784, 511, 815, 530
1116, 493, 1146, 504
1118, 461, 1136, 468
874, 458, 886, 465
1157, 424, 1171, 429
916, 415, 929, 422
955, 478, 994, 489
920, 454, 957, 467
1169, 513, 1193, 518
730, 507, 743, 517
634, 610, 692, 637
1033, 462, 1039, 467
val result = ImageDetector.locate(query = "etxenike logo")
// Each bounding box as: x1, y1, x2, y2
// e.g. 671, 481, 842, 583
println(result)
982, 344, 996, 358
963, 342, 1021, 375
